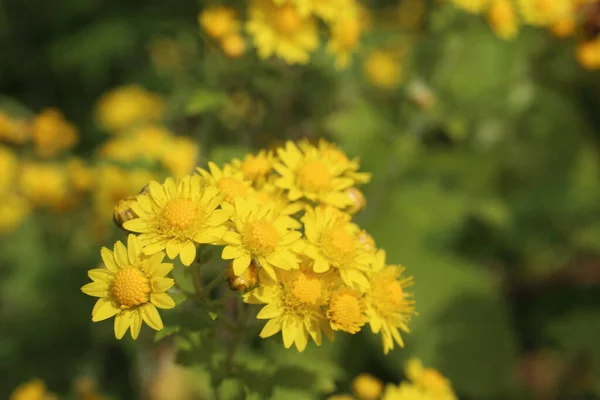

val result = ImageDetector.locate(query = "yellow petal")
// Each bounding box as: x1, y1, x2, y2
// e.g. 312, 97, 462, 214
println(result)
141, 303, 163, 331
222, 231, 242, 245
127, 234, 142, 264
151, 292, 176, 309
143, 252, 167, 275
222, 245, 244, 260
313, 256, 330, 273
81, 281, 109, 297
88, 268, 113, 283
256, 303, 282, 319
295, 328, 308, 352
100, 247, 119, 272
91, 298, 118, 322
232, 254, 252, 275
130, 309, 142, 340
208, 209, 232, 226
114, 312, 131, 339
113, 240, 129, 268
165, 240, 181, 259
179, 241, 196, 266
152, 277, 175, 293
123, 219, 148, 233
282, 318, 297, 349
259, 318, 282, 338
143, 241, 167, 255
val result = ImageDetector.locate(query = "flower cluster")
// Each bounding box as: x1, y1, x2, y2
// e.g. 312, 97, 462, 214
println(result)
199, 0, 366, 68
82, 139, 416, 354
331, 359, 457, 400
450, 0, 600, 69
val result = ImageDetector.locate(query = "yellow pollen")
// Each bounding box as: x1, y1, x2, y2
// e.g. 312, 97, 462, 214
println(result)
163, 198, 197, 229
217, 177, 248, 203
321, 227, 355, 266
297, 160, 332, 192
241, 157, 271, 180
275, 5, 304, 34
290, 273, 322, 305
328, 291, 364, 333
243, 219, 279, 255
111, 267, 150, 307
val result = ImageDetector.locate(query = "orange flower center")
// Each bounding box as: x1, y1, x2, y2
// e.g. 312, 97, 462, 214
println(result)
321, 227, 355, 266
328, 290, 364, 333
297, 160, 332, 192
163, 198, 198, 229
243, 219, 279, 255
290, 272, 322, 305
111, 267, 150, 307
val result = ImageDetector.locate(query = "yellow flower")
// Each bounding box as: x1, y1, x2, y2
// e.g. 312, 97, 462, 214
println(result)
352, 373, 383, 400
160, 136, 199, 179
31, 108, 78, 157
0, 193, 30, 235
576, 39, 600, 70
298, 139, 371, 184
9, 379, 55, 400
550, 15, 576, 37
99, 125, 171, 163
380, 382, 424, 400
366, 250, 415, 354
274, 0, 351, 20
302, 206, 373, 289
0, 144, 18, 195
451, 0, 491, 13
96, 85, 165, 133
364, 50, 403, 89
18, 161, 70, 210
274, 141, 359, 207
246, 0, 319, 64
221, 33, 247, 58
230, 150, 276, 188
252, 185, 304, 225
81, 235, 176, 339
199, 6, 240, 39
518, 0, 571, 26
405, 358, 456, 399
0, 111, 28, 144
68, 157, 94, 193
327, 12, 362, 69
221, 197, 302, 280
197, 161, 252, 205
244, 267, 334, 351
123, 175, 231, 266
488, 0, 519, 40
327, 287, 367, 333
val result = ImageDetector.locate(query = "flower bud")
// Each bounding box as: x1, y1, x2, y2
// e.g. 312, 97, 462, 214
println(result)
226, 260, 259, 294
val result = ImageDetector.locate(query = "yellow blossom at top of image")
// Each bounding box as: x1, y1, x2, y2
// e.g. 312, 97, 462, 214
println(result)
0, 111, 28, 144
576, 38, 600, 70
199, 6, 240, 39
221, 197, 302, 280
123, 175, 232, 266
95, 85, 165, 133
230, 150, 276, 188
274, 0, 353, 21
244, 267, 334, 351
81, 234, 176, 339
274, 140, 362, 208
302, 206, 373, 289
0, 144, 18, 194
197, 161, 252, 205
9, 379, 56, 400
366, 250, 416, 354
451, 0, 492, 14
246, 0, 319, 64
31, 108, 78, 158
352, 373, 383, 400
18, 161, 70, 210
488, 0, 519, 40
517, 0, 572, 26
364, 50, 404, 89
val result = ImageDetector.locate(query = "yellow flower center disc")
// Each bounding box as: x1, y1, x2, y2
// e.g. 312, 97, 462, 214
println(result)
321, 227, 355, 266
243, 219, 279, 255
290, 273, 322, 305
163, 198, 198, 230
111, 267, 150, 307
328, 292, 363, 332
297, 160, 332, 192
217, 177, 248, 203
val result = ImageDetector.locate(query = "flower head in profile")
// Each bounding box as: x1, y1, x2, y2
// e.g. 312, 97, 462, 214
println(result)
197, 161, 252, 205
81, 235, 176, 339
246, 0, 319, 64
366, 250, 416, 354
274, 141, 360, 208
244, 267, 334, 351
221, 197, 302, 280
302, 206, 373, 289
123, 175, 231, 266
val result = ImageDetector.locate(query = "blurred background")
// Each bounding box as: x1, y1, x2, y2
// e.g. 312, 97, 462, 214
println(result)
2, 0, 600, 399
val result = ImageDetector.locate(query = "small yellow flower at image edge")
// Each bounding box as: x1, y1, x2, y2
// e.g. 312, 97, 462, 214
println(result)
81, 234, 176, 339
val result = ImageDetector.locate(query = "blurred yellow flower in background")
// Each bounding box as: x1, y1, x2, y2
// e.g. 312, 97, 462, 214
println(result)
487, 0, 519, 40
95, 85, 165, 133
452, 0, 491, 13
327, 9, 362, 69
199, 6, 240, 39
220, 33, 247, 58
0, 144, 18, 194
31, 108, 78, 158
0, 111, 28, 144
352, 373, 383, 400
9, 379, 56, 400
0, 193, 30, 235
518, 0, 571, 26
18, 161, 70, 210
160, 136, 199, 179
81, 234, 176, 339
364, 50, 403, 89
576, 38, 600, 70
246, 0, 319, 64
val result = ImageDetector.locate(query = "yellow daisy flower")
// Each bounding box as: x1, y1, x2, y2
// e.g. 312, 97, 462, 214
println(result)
364, 50, 404, 89
246, 0, 319, 65
198, 6, 240, 39
244, 267, 334, 351
123, 175, 231, 266
405, 358, 456, 398
230, 150, 276, 188
30, 108, 79, 158
274, 141, 358, 208
326, 12, 362, 69
81, 235, 176, 339
302, 206, 373, 289
221, 197, 302, 280
352, 373, 383, 400
9, 379, 56, 400
326, 287, 368, 333
517, 0, 571, 26
197, 161, 252, 205
252, 184, 304, 226
366, 250, 415, 354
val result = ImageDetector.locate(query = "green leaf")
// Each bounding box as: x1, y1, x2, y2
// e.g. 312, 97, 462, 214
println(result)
185, 89, 229, 115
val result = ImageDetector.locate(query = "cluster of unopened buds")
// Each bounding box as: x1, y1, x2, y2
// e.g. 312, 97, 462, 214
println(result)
82, 139, 416, 353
